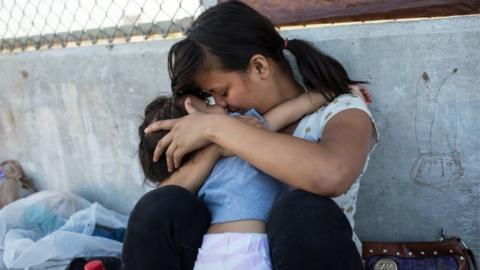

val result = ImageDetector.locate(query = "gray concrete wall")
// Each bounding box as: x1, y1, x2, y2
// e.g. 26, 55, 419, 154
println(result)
1, 15, 479, 254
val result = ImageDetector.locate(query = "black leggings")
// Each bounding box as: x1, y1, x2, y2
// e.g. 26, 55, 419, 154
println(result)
122, 185, 363, 270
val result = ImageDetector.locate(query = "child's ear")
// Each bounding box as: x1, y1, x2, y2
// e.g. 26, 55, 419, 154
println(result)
184, 96, 211, 113
184, 96, 226, 114
184, 97, 199, 113
248, 54, 270, 80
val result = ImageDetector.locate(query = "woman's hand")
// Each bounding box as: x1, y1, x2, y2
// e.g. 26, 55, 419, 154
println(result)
145, 113, 217, 172
144, 96, 230, 172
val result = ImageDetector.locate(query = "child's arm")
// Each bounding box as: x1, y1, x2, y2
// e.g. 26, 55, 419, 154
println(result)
159, 144, 221, 193
263, 92, 327, 131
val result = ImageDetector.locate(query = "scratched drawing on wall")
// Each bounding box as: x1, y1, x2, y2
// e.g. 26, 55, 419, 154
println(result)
410, 69, 464, 190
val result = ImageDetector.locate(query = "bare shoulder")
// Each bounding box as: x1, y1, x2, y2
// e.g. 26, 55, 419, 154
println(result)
323, 108, 373, 140
321, 109, 374, 176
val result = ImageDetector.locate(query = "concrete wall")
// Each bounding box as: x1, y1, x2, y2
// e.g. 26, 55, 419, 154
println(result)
1, 15, 479, 254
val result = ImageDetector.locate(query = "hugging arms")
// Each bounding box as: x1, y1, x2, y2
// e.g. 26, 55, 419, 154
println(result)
123, 1, 377, 269
146, 93, 373, 198
140, 91, 330, 192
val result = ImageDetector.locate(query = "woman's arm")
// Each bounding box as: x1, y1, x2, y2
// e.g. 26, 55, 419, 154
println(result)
159, 144, 221, 193
263, 92, 327, 131
147, 109, 373, 197
207, 110, 373, 196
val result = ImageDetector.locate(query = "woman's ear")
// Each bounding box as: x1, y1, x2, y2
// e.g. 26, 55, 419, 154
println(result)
248, 54, 270, 80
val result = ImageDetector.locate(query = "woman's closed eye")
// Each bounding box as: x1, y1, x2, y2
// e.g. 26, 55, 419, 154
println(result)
221, 89, 229, 97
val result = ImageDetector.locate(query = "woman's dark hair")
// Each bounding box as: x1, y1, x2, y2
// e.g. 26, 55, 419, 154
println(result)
138, 96, 189, 184
168, 0, 365, 101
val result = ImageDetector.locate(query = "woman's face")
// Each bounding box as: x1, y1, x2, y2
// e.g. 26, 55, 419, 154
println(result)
195, 69, 274, 114
193, 54, 302, 114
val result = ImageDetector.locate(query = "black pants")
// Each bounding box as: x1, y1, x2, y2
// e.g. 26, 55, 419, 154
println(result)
122, 185, 363, 270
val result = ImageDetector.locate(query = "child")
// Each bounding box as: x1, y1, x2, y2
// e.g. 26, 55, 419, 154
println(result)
138, 91, 368, 269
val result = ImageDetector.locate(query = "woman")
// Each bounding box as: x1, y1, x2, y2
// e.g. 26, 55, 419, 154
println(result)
123, 1, 378, 269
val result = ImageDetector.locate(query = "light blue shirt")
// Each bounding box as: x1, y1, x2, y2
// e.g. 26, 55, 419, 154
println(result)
197, 109, 288, 224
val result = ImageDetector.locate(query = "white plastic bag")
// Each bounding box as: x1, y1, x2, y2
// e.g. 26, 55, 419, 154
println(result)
0, 190, 128, 269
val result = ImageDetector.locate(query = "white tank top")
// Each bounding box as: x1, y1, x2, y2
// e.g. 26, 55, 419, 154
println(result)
292, 93, 379, 253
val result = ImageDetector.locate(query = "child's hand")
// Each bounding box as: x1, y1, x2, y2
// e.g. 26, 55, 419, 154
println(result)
350, 85, 372, 106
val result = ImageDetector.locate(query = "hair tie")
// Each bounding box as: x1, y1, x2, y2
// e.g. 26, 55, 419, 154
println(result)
282, 48, 308, 91
284, 38, 288, 49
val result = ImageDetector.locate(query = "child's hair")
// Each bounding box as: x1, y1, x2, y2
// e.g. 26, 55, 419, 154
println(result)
168, 0, 365, 101
138, 96, 189, 184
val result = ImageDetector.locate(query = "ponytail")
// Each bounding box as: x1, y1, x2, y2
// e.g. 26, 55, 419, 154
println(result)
285, 39, 366, 101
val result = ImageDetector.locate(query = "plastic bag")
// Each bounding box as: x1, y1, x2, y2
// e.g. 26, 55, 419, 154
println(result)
0, 190, 128, 269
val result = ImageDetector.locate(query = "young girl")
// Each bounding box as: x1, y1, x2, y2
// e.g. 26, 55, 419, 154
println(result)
139, 92, 331, 269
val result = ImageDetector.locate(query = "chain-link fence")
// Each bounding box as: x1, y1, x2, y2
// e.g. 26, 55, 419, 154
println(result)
0, 0, 208, 53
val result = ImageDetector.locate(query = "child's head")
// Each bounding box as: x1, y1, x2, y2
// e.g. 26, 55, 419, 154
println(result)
138, 95, 226, 184
138, 96, 188, 184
